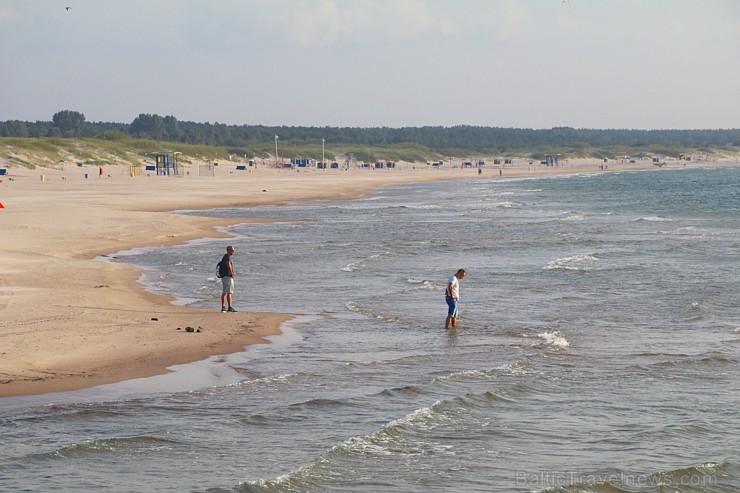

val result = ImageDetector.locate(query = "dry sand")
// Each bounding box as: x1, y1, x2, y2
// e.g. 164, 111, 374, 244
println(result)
0, 157, 735, 397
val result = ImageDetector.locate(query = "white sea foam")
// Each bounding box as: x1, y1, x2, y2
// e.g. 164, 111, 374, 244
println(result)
673, 226, 700, 233
560, 213, 587, 221
544, 254, 599, 271
240, 372, 304, 387
407, 278, 440, 290
341, 252, 389, 272
346, 301, 379, 318
434, 362, 529, 382
398, 204, 441, 210
321, 402, 455, 459
659, 226, 716, 239
346, 301, 405, 325
538, 330, 570, 349
635, 215, 672, 222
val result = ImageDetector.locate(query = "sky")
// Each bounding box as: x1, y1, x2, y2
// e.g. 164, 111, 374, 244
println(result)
1, 0, 738, 129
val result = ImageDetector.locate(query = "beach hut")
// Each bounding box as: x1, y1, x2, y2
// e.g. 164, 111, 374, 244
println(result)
129, 164, 142, 177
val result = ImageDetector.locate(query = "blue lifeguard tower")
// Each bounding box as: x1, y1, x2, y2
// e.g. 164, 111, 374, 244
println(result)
154, 152, 180, 176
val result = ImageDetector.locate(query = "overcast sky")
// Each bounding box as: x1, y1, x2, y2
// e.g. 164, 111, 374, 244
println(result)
1, 0, 738, 129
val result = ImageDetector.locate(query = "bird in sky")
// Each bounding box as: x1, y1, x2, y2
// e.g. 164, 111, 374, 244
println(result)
66, 6, 71, 11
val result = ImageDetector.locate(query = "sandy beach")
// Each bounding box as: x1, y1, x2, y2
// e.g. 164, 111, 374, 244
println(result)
1, 157, 735, 397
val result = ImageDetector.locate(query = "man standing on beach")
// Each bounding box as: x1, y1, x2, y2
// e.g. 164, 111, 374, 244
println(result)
445, 269, 467, 329
220, 245, 237, 313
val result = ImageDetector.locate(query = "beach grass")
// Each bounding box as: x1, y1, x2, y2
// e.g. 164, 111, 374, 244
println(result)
1, 137, 736, 170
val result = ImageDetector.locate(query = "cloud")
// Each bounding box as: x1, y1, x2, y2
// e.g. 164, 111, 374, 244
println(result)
724, 18, 740, 37
498, 0, 532, 40
275, 0, 435, 47
556, 14, 576, 31
0, 0, 18, 26
276, 0, 341, 47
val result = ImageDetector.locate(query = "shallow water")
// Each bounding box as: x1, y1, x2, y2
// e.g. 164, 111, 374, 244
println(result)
1, 167, 738, 492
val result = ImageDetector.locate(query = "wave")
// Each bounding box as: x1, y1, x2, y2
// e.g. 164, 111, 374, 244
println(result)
649, 355, 736, 369
634, 215, 673, 222
406, 277, 442, 291
173, 261, 195, 271
538, 330, 570, 349
559, 213, 588, 221
482, 200, 520, 209
637, 421, 716, 441
237, 372, 307, 388
544, 254, 600, 271
29, 405, 126, 420
18, 436, 178, 462
634, 352, 690, 358
558, 232, 589, 242
506, 329, 570, 350
662, 225, 730, 240
288, 398, 359, 410
345, 301, 411, 327
395, 204, 443, 210
529, 461, 734, 492
341, 252, 391, 272
239, 414, 272, 426
238, 402, 455, 491
239, 391, 514, 492
374, 386, 424, 398
627, 352, 738, 381
433, 361, 531, 382
343, 352, 439, 369
649, 461, 731, 488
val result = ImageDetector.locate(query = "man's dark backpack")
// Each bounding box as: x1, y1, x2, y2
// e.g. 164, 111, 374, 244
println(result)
217, 255, 231, 278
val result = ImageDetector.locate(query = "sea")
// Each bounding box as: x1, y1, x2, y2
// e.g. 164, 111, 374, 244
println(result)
1, 166, 738, 493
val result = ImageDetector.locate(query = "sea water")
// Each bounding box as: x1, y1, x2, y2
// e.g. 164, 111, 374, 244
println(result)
1, 167, 738, 492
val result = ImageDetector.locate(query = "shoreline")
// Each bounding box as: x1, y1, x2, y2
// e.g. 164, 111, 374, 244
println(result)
1, 159, 737, 398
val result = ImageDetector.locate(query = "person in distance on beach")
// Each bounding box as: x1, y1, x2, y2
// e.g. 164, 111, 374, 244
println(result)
219, 245, 237, 312
445, 269, 467, 329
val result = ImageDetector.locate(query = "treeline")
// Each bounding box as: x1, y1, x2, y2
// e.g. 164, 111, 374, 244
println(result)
2, 111, 739, 153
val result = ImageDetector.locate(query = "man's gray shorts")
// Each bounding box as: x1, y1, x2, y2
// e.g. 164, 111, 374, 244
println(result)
221, 276, 234, 294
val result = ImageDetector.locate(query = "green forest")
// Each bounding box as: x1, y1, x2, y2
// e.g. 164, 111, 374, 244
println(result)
2, 110, 739, 162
